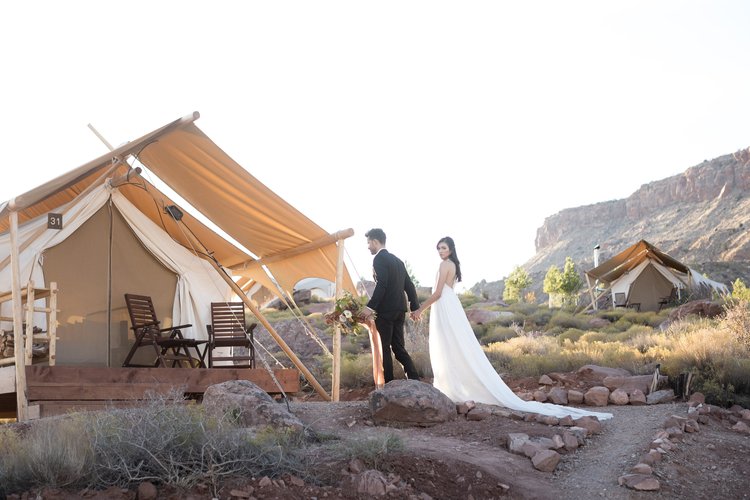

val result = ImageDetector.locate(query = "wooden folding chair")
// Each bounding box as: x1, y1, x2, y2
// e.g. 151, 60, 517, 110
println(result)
206, 302, 256, 368
122, 293, 207, 368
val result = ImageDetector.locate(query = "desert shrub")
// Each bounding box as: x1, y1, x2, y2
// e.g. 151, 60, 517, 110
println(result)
595, 309, 627, 322
0, 418, 92, 496
557, 328, 586, 344
544, 326, 565, 336
339, 353, 379, 387
459, 292, 483, 308
327, 433, 404, 470
0, 397, 312, 497
508, 302, 538, 316
721, 299, 750, 352
620, 310, 666, 327
259, 308, 298, 322
528, 308, 554, 328
547, 311, 588, 330
579, 331, 608, 343
493, 314, 519, 327
480, 325, 517, 344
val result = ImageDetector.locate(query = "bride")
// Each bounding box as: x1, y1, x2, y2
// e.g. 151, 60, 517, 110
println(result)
412, 237, 612, 421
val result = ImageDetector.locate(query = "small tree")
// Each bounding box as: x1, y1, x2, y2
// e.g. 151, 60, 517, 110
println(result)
731, 278, 750, 302
503, 266, 532, 303
559, 257, 584, 306
543, 265, 563, 308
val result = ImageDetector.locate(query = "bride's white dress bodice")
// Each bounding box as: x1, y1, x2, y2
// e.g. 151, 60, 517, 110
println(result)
429, 284, 612, 420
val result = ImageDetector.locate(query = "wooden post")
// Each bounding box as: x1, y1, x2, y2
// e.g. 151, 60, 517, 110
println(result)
24, 281, 35, 366
48, 282, 58, 366
332, 238, 345, 402
10, 207, 28, 421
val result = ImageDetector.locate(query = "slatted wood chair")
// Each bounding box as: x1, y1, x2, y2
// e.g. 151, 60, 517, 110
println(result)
207, 301, 256, 368
122, 293, 207, 368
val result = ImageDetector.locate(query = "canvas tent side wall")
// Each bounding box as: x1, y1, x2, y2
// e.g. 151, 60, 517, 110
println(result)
0, 184, 232, 366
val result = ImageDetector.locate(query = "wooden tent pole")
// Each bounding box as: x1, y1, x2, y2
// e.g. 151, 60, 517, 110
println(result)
9, 206, 28, 421
332, 238, 345, 402
229, 228, 354, 272
182, 230, 331, 401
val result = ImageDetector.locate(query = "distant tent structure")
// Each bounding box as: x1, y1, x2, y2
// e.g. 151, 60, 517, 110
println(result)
0, 112, 357, 404
584, 240, 728, 312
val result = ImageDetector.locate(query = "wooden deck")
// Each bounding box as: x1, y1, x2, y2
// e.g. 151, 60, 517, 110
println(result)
0, 365, 300, 419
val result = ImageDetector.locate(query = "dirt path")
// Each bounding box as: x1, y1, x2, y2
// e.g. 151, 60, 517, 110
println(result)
291, 398, 750, 499
552, 402, 685, 499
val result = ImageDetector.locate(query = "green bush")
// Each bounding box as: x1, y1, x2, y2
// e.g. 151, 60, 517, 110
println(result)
480, 325, 518, 344
579, 331, 608, 343
557, 328, 587, 344
547, 311, 588, 330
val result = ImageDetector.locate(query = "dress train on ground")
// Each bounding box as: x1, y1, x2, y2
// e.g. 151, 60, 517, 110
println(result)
429, 285, 612, 420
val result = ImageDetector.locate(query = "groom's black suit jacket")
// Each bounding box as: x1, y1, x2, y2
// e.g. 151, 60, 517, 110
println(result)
367, 249, 420, 320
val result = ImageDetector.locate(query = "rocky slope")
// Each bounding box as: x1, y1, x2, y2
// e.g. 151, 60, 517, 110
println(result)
474, 148, 750, 300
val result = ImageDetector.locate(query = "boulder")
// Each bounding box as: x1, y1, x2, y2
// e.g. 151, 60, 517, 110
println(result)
574, 416, 603, 435
619, 474, 660, 491
583, 386, 610, 407
567, 390, 584, 404
507, 433, 530, 454
369, 380, 457, 426
533, 390, 548, 402
465, 308, 502, 324
538, 374, 555, 385
609, 388, 630, 405
531, 450, 561, 472
647, 389, 676, 405
577, 365, 631, 382
202, 380, 304, 432
562, 431, 579, 450
629, 389, 647, 406
603, 374, 664, 395
688, 392, 706, 406
668, 300, 724, 321
548, 388, 569, 405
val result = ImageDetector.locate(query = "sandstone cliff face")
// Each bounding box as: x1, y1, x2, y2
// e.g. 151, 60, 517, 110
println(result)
526, 149, 750, 289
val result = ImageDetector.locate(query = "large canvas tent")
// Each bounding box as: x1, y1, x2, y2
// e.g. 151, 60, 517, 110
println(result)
585, 240, 728, 312
0, 112, 356, 370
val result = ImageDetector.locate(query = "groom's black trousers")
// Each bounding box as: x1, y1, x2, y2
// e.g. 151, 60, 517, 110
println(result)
375, 311, 419, 382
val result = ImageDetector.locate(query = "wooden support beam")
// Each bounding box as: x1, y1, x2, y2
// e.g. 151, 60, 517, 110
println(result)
229, 228, 354, 272
332, 238, 345, 402
9, 208, 28, 421
48, 282, 58, 366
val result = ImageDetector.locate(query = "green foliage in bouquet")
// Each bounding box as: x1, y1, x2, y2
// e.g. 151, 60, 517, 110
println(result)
324, 291, 371, 336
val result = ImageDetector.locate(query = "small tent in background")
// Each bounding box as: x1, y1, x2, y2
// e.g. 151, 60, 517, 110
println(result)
0, 112, 356, 371
585, 240, 728, 312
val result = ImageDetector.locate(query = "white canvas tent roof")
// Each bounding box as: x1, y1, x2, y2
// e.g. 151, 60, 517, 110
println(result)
586, 240, 728, 311
0, 112, 356, 368
0, 112, 356, 298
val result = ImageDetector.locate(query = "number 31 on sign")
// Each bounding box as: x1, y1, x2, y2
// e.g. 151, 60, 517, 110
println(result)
47, 213, 63, 230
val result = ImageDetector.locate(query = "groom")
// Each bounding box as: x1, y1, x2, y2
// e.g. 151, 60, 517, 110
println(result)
361, 228, 420, 383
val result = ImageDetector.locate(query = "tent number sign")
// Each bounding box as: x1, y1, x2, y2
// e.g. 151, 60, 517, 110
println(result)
47, 213, 62, 230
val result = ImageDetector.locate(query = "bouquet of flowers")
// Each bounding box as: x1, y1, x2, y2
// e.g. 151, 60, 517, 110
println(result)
324, 291, 372, 336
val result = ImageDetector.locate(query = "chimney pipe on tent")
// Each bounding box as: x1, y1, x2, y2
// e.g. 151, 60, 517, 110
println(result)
593, 244, 600, 268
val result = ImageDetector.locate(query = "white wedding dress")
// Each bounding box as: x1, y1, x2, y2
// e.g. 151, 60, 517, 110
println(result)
430, 284, 613, 420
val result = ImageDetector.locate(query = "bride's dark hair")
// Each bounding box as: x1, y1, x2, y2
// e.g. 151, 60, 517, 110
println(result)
437, 236, 462, 282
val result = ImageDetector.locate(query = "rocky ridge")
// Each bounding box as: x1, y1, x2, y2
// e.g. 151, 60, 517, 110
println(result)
473, 148, 750, 300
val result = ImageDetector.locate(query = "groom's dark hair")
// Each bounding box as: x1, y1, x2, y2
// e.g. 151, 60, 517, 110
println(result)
365, 228, 386, 245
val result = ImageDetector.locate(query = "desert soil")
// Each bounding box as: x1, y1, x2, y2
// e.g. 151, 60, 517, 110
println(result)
16, 386, 750, 500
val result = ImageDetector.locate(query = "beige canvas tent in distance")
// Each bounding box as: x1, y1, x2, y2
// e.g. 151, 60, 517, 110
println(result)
0, 112, 357, 418
584, 240, 729, 312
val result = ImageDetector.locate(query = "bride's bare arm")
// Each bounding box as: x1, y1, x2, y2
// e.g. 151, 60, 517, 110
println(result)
414, 261, 453, 317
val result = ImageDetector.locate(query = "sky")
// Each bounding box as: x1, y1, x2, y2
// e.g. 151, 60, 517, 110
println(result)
1, 1, 749, 291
